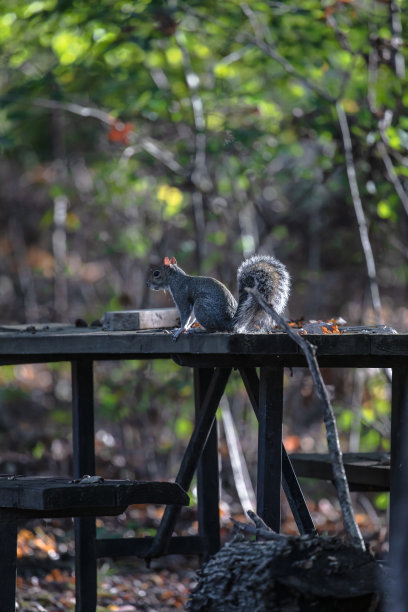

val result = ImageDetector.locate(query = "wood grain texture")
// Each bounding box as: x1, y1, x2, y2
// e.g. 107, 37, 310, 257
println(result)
0, 326, 406, 368
0, 478, 189, 513
103, 308, 179, 331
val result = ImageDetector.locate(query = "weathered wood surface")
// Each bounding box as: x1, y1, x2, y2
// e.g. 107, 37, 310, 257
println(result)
0, 325, 407, 367
290, 452, 390, 491
0, 477, 189, 515
187, 534, 382, 611
103, 308, 179, 331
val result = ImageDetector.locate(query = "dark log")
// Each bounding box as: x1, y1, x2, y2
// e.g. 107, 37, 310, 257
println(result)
187, 531, 383, 611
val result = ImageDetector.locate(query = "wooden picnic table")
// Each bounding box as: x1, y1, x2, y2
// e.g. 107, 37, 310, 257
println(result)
0, 324, 406, 606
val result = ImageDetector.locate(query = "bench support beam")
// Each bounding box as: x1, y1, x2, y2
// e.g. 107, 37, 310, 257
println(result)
72, 359, 97, 612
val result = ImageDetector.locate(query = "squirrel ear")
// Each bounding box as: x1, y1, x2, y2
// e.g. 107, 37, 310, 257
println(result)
163, 256, 177, 266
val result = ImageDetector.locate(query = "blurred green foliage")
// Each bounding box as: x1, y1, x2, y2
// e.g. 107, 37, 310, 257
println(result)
0, 0, 404, 529
0, 0, 407, 303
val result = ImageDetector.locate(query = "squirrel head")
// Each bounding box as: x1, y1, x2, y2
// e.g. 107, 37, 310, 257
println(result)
146, 256, 178, 290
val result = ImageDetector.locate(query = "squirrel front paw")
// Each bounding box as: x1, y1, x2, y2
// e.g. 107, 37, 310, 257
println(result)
171, 327, 184, 341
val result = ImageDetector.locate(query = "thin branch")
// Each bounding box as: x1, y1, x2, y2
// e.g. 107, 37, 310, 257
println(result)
33, 98, 187, 177
246, 286, 366, 551
377, 141, 408, 216
389, 0, 405, 80
176, 33, 212, 268
366, 9, 408, 220
241, 2, 336, 103
247, 509, 273, 531
34, 97, 113, 124
241, 5, 383, 322
231, 510, 289, 541
335, 101, 383, 324
220, 397, 256, 512
245, 34, 335, 103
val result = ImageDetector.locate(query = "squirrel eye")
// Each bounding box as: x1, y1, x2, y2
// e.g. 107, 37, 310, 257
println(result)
153, 270, 160, 277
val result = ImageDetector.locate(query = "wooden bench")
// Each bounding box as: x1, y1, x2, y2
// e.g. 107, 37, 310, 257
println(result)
0, 476, 189, 612
290, 452, 390, 492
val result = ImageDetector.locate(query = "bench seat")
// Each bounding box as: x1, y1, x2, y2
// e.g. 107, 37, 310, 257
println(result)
0, 476, 189, 612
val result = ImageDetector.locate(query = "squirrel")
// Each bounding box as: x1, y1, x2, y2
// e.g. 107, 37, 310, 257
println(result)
147, 254, 290, 340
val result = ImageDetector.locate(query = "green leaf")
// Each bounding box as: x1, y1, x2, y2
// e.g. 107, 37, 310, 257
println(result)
374, 493, 389, 511
377, 200, 393, 220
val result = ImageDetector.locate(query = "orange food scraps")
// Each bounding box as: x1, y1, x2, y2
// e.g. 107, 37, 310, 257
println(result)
322, 325, 341, 335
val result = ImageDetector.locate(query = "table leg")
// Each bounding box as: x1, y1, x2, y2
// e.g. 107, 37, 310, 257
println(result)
146, 367, 231, 559
195, 368, 221, 560
390, 367, 408, 571
0, 509, 18, 612
239, 367, 315, 535
257, 366, 284, 532
71, 359, 97, 612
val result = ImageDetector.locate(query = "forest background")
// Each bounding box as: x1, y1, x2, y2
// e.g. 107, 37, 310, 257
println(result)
0, 0, 407, 584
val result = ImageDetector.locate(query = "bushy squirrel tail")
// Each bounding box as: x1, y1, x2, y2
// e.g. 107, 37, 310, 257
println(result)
233, 254, 291, 332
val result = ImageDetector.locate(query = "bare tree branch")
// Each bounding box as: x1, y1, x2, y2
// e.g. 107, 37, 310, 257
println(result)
389, 0, 405, 79
246, 286, 366, 551
176, 34, 212, 269
221, 397, 256, 512
335, 101, 383, 324
377, 141, 408, 217
240, 4, 383, 323
241, 2, 336, 103
33, 98, 187, 177
246, 34, 336, 103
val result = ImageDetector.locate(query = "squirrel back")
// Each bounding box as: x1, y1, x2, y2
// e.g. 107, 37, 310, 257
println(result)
147, 255, 290, 338
147, 256, 237, 335
233, 254, 291, 332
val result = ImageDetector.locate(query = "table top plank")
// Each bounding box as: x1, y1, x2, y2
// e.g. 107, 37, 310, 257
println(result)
0, 325, 406, 366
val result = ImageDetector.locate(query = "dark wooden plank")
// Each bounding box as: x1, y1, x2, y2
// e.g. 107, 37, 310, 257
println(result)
74, 516, 96, 612
175, 353, 408, 369
72, 360, 95, 478
239, 367, 316, 535
0, 478, 189, 511
390, 366, 408, 605
390, 368, 408, 544
371, 334, 408, 356
71, 359, 97, 612
103, 308, 179, 331
290, 452, 390, 491
146, 367, 231, 559
195, 368, 221, 560
0, 509, 18, 612
257, 367, 284, 532
96, 535, 203, 558
0, 327, 407, 365
280, 451, 317, 533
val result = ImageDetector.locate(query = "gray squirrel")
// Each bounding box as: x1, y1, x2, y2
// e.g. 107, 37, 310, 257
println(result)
147, 254, 290, 340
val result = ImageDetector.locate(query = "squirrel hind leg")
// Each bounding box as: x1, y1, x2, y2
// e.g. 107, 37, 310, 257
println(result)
234, 298, 276, 333
233, 298, 257, 333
